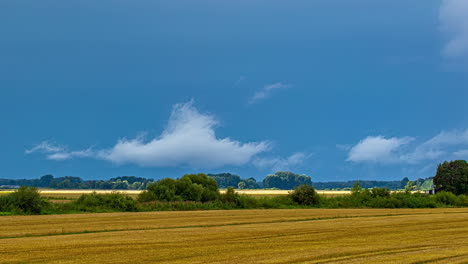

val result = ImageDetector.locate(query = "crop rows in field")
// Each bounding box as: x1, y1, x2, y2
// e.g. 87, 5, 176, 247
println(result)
0, 208, 467, 263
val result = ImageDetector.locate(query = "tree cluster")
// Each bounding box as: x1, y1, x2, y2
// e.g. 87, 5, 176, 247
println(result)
207, 173, 259, 189
0, 175, 153, 190
139, 173, 220, 202
263, 171, 311, 189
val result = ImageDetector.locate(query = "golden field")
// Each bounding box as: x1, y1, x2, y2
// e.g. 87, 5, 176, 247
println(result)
1, 208, 467, 263
0, 189, 350, 200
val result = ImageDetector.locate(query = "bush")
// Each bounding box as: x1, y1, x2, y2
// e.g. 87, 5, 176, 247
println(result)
370, 187, 391, 198
74, 192, 138, 212
456, 195, 468, 206
391, 192, 436, 208
290, 184, 320, 205
7, 186, 49, 214
433, 191, 459, 206
0, 195, 11, 212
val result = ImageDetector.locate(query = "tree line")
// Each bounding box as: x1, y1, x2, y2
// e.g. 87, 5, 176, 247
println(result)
1, 172, 432, 191
0, 175, 154, 190
2, 160, 466, 192
1, 160, 467, 215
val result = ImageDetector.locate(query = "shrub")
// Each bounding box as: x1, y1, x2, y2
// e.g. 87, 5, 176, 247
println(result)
7, 186, 49, 214
456, 195, 468, 206
0, 195, 11, 212
74, 192, 138, 212
433, 191, 458, 206
391, 192, 436, 208
289, 184, 320, 206
370, 187, 390, 198
221, 187, 238, 204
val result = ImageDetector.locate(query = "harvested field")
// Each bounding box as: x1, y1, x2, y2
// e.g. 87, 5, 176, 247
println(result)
0, 208, 467, 263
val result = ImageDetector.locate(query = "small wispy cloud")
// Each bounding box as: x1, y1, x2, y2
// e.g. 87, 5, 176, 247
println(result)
253, 152, 310, 172
439, 0, 468, 58
232, 76, 246, 87
26, 142, 94, 161
249, 82, 291, 104
25, 141, 64, 154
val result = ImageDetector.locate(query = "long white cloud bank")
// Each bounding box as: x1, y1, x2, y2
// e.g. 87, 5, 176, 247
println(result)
27, 102, 272, 168
347, 129, 468, 164
439, 0, 468, 58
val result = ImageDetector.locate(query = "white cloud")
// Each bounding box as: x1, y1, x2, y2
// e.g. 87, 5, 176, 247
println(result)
347, 129, 468, 164
249, 83, 291, 104
421, 129, 468, 147
453, 149, 468, 158
47, 149, 94, 161
25, 141, 64, 154
401, 129, 468, 163
347, 136, 414, 163
253, 152, 309, 172
27, 101, 271, 168
98, 102, 270, 168
26, 142, 94, 161
439, 0, 468, 58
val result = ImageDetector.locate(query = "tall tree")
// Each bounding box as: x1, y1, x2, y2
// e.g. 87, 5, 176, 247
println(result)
434, 160, 468, 195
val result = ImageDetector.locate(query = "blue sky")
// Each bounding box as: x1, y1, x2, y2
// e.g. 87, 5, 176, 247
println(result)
1, 0, 468, 181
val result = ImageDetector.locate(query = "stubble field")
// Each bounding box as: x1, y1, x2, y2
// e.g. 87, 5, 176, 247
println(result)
1, 208, 467, 263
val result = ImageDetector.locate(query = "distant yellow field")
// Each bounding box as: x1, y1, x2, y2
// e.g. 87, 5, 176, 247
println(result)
0, 208, 467, 263
0, 189, 351, 199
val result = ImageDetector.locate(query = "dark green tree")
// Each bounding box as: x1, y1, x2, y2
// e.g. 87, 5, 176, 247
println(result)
289, 184, 320, 205
208, 173, 241, 188
139, 174, 220, 202
240, 177, 260, 189
434, 160, 468, 195
8, 186, 49, 214
38, 175, 54, 187
263, 171, 311, 189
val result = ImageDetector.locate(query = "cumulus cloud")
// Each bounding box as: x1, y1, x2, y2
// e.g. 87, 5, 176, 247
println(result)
347, 129, 468, 164
98, 102, 270, 168
439, 0, 468, 58
27, 102, 271, 168
249, 83, 291, 104
347, 136, 414, 163
253, 152, 309, 172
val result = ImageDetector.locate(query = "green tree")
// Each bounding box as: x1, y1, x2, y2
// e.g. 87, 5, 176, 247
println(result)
263, 171, 312, 189
8, 186, 49, 214
241, 177, 260, 189
144, 178, 178, 201
289, 184, 320, 205
351, 181, 362, 195
139, 174, 220, 202
405, 181, 416, 191
238, 181, 246, 190
208, 173, 241, 188
434, 160, 468, 195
